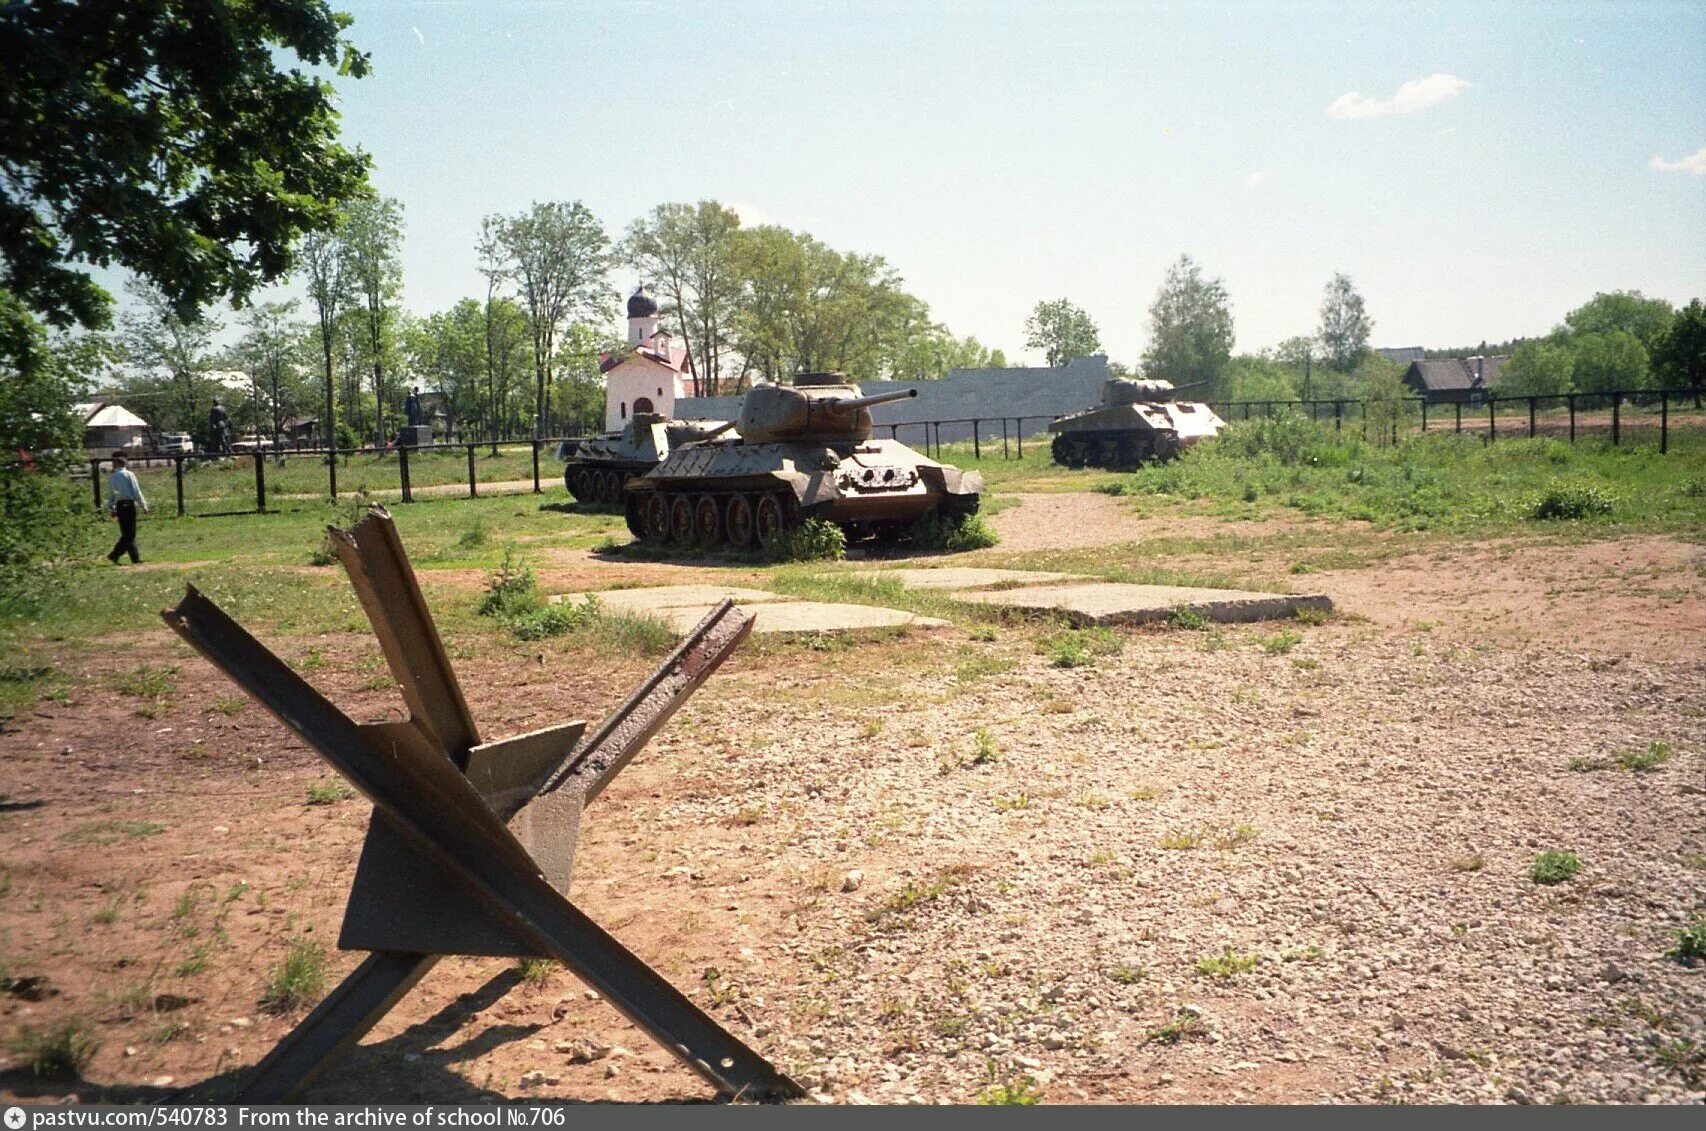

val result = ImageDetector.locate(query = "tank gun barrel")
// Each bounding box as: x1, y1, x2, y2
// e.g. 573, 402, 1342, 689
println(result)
828, 387, 918, 412
701, 419, 738, 439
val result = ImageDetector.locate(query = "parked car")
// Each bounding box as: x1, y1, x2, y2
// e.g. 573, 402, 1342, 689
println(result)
230, 435, 276, 454
155, 431, 194, 455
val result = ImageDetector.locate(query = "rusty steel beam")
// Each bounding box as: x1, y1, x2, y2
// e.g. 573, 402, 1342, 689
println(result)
163, 578, 791, 1102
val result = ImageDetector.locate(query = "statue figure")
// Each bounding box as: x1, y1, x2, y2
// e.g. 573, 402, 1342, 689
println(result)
208, 400, 231, 455
404, 387, 423, 429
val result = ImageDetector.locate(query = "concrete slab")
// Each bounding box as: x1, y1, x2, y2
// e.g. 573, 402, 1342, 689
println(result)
956, 582, 1332, 627
550, 585, 786, 613
635, 601, 947, 635
852, 567, 1087, 591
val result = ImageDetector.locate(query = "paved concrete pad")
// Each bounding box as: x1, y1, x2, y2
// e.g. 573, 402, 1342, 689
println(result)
957, 582, 1332, 626
626, 601, 947, 635
551, 584, 945, 634
852, 567, 1086, 591
550, 585, 785, 614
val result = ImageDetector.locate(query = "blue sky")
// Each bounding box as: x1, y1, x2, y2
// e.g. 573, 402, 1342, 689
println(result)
254, 0, 1705, 363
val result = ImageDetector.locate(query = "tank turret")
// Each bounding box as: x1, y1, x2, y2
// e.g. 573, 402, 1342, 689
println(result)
1101, 377, 1178, 405
737, 374, 918, 444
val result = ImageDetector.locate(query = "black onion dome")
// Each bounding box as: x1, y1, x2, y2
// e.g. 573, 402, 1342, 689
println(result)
627, 286, 658, 318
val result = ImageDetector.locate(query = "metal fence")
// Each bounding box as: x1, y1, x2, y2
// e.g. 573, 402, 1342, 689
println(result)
63, 385, 1703, 516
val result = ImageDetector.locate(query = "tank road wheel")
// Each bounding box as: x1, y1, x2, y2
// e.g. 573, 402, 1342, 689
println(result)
668, 495, 696, 544
1152, 431, 1182, 463
694, 495, 723, 546
624, 494, 646, 540
754, 493, 789, 545
643, 493, 671, 542
567, 467, 592, 501
604, 470, 627, 505
725, 494, 757, 548
1051, 434, 1086, 469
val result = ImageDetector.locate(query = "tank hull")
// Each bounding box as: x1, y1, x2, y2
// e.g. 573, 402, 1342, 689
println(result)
1048, 401, 1225, 470
624, 438, 982, 548
558, 417, 727, 506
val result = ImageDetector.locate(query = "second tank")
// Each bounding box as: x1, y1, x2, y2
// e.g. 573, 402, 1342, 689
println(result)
623, 373, 983, 547
1048, 377, 1226, 469
557, 412, 731, 507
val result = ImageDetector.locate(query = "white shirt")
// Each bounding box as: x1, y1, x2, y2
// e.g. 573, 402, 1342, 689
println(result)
107, 467, 149, 512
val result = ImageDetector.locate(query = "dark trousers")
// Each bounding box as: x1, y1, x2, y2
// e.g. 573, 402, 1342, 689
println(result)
109, 499, 140, 563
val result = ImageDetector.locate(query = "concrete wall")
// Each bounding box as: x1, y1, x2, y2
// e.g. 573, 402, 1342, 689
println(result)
674, 355, 1111, 445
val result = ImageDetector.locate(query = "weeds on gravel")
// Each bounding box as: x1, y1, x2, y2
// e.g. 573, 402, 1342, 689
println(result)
1569, 742, 1674, 773
1655, 1039, 1705, 1088
1258, 629, 1302, 654
1215, 824, 1261, 849
1159, 829, 1204, 850
1043, 626, 1122, 668
1108, 964, 1145, 984
262, 937, 327, 1012
516, 958, 556, 987
305, 780, 355, 806
979, 1061, 1043, 1105
113, 663, 179, 717
64, 819, 163, 846
1167, 606, 1210, 631
1530, 850, 1582, 885
1450, 853, 1486, 873
764, 518, 846, 563
1144, 1009, 1205, 1045
909, 511, 1000, 551
1666, 916, 1706, 966
11, 1019, 99, 1078
869, 864, 975, 926
1195, 948, 1259, 979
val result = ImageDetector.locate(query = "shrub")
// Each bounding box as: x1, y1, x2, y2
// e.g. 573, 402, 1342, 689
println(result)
1167, 606, 1210, 630
477, 545, 539, 617
507, 595, 602, 641
1527, 486, 1613, 521
1195, 948, 1259, 978
305, 781, 354, 806
1045, 627, 1121, 668
11, 1020, 99, 1079
1530, 850, 1582, 885
262, 937, 327, 1012
908, 511, 1000, 551
1667, 916, 1706, 966
764, 518, 845, 563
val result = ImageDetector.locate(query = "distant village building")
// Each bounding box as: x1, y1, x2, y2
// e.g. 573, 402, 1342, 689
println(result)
1377, 346, 1426, 364
76, 402, 151, 450
676, 355, 1113, 445
1402, 355, 1508, 404
599, 286, 692, 432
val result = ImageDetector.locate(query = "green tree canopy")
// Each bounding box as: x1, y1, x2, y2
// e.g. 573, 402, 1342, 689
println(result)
1562, 291, 1675, 355
1501, 338, 1577, 397
1651, 298, 1706, 392
1142, 254, 1235, 396
0, 0, 371, 332
1317, 273, 1373, 371
1570, 330, 1648, 394
1024, 299, 1100, 367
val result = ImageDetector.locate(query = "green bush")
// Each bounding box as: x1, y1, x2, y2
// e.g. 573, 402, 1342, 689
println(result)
476, 544, 539, 617
507, 595, 602, 641
1527, 486, 1614, 521
764, 518, 846, 563
1530, 850, 1582, 885
1668, 916, 1706, 966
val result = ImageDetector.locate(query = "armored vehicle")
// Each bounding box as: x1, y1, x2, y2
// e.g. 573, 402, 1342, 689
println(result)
1048, 378, 1225, 469
557, 413, 731, 506
624, 374, 983, 547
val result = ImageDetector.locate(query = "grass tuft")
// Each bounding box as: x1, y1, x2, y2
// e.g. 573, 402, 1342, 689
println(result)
11, 1020, 100, 1079
262, 937, 327, 1013
1530, 850, 1582, 886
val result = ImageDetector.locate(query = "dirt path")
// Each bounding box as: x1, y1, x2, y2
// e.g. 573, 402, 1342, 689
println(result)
986, 493, 1318, 552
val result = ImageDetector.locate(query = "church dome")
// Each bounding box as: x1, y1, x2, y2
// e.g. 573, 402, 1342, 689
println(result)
627, 286, 658, 318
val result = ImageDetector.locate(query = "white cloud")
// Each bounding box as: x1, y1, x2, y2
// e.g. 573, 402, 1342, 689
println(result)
1649, 147, 1706, 176
726, 201, 772, 227
412, 26, 425, 47
1326, 73, 1470, 120
1244, 169, 1268, 188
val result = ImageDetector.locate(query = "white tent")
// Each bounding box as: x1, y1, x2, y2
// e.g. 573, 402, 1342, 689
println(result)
83, 403, 151, 450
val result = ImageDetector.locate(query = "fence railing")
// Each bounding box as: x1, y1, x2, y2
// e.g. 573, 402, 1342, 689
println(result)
58, 385, 1702, 517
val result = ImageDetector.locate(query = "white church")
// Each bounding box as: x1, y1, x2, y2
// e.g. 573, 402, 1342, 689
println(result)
598, 285, 693, 432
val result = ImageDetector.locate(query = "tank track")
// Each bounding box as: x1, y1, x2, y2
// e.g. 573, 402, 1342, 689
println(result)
563, 463, 642, 508
623, 487, 978, 550
1051, 430, 1180, 471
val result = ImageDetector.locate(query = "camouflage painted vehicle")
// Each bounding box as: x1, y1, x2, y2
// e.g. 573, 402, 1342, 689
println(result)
1048, 378, 1226, 469
624, 373, 983, 547
556, 413, 731, 506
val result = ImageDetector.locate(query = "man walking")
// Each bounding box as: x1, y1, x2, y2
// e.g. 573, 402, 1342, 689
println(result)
106, 451, 151, 564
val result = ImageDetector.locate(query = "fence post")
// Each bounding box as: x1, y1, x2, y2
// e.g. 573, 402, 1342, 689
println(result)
1421, 401, 1428, 432
1611, 394, 1621, 446
532, 440, 541, 493
1488, 397, 1496, 442
90, 459, 101, 510
972, 419, 981, 460
1017, 421, 1024, 460
1660, 392, 1669, 454
1454, 403, 1462, 433
175, 457, 185, 516
1567, 395, 1576, 442
398, 444, 413, 503
1529, 397, 1537, 438
327, 447, 338, 500
932, 422, 940, 460
1333, 401, 1342, 432
1002, 418, 1009, 459
467, 444, 478, 497
889, 424, 899, 440
253, 452, 266, 513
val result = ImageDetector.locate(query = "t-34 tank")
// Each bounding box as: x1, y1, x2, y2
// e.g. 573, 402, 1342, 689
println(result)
623, 373, 984, 547
557, 413, 731, 506
1048, 378, 1226, 469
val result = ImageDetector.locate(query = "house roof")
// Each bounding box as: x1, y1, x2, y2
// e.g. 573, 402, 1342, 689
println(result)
599, 334, 691, 376
84, 403, 150, 429
1407, 356, 1507, 392
1377, 346, 1426, 363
